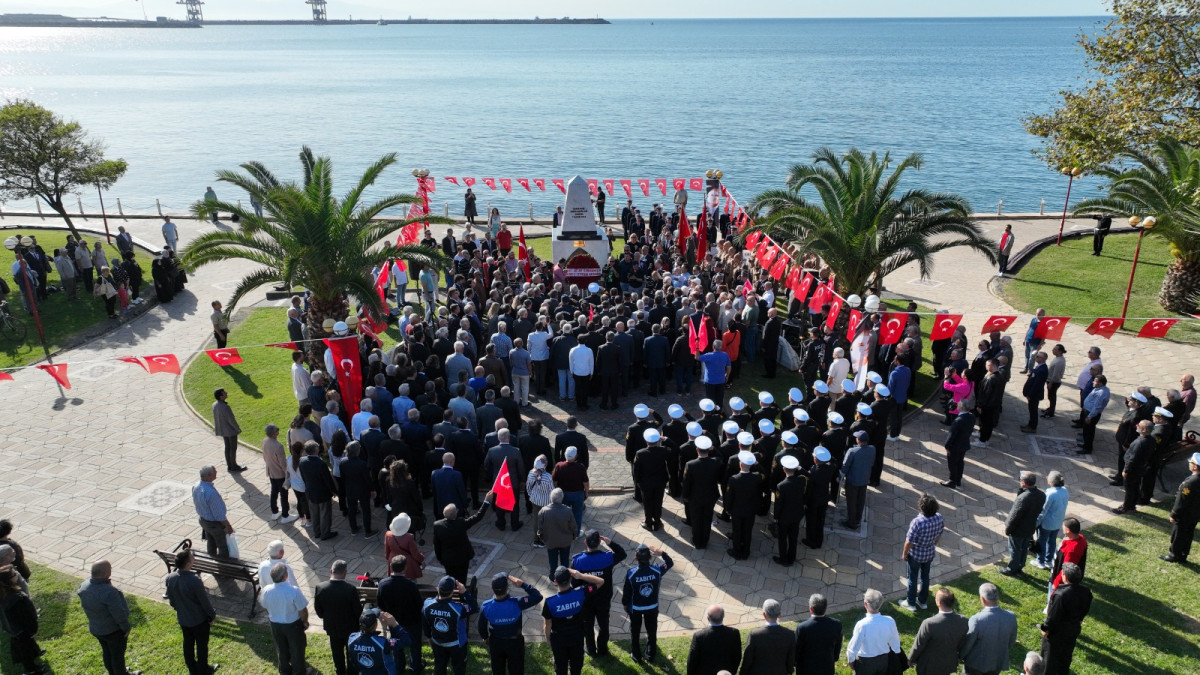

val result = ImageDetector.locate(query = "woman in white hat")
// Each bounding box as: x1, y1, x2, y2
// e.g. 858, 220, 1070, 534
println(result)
383, 512, 424, 580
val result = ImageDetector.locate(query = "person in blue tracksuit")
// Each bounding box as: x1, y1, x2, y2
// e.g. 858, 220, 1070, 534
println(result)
421, 575, 478, 675
568, 530, 627, 657
347, 608, 412, 675
542, 566, 605, 675
621, 544, 674, 663
478, 573, 543, 675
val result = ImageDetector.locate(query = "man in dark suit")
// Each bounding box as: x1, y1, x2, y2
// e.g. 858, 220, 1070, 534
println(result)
761, 308, 783, 378
681, 436, 722, 549
482, 429, 524, 531
1039, 562, 1092, 675
685, 604, 741, 675
433, 491, 494, 583
772, 455, 807, 566
633, 429, 670, 531
447, 419, 484, 508
375, 555, 425, 672
999, 471, 1046, 576
941, 409, 976, 489
725, 451, 762, 560
299, 441, 338, 540
643, 325, 670, 396
803, 448, 834, 549
339, 442, 376, 537
313, 560, 361, 675
740, 598, 796, 674
1114, 420, 1155, 513
794, 593, 842, 675
908, 587, 969, 675
595, 332, 624, 410
553, 417, 589, 467
1020, 351, 1049, 432
431, 452, 469, 518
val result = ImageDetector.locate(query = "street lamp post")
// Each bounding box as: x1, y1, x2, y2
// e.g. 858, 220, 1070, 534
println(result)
1056, 166, 1083, 246
1120, 215, 1156, 321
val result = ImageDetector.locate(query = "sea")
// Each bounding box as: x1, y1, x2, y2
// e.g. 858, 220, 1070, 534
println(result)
0, 17, 1107, 218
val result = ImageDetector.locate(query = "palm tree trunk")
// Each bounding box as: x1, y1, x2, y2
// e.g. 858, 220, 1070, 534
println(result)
1158, 258, 1200, 314
305, 294, 350, 369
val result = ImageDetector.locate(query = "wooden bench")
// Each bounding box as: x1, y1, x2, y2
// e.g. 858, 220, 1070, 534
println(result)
153, 539, 261, 618
355, 578, 446, 609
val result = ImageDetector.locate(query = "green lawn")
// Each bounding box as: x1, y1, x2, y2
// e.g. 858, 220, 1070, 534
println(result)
0, 227, 151, 369
1000, 232, 1200, 344
6, 502, 1197, 673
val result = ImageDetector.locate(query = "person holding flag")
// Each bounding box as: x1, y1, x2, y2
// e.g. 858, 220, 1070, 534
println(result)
484, 431, 524, 531
517, 226, 531, 282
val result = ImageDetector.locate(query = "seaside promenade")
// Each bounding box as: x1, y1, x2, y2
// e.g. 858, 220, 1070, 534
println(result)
0, 212, 1193, 639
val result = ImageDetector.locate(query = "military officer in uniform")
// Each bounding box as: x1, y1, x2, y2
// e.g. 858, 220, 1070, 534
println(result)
1160, 452, 1200, 563
803, 447, 834, 550
726, 449, 762, 560
625, 404, 662, 503
728, 397, 753, 433
633, 429, 670, 531
698, 398, 723, 439
773, 455, 807, 567
682, 436, 722, 549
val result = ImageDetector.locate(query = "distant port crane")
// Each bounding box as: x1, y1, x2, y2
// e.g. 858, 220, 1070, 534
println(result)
306, 0, 328, 22
177, 0, 204, 22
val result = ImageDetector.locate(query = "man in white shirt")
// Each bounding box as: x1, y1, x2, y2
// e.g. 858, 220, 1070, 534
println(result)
568, 342, 594, 411
350, 397, 374, 440
260, 563, 309, 675
845, 588, 901, 674
162, 216, 179, 253
290, 352, 311, 402
391, 260, 409, 307
257, 540, 299, 590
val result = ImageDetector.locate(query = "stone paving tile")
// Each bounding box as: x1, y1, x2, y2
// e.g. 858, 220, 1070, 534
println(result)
0, 216, 1191, 641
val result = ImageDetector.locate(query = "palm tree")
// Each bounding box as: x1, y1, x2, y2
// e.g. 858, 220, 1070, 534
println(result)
746, 147, 996, 298
182, 147, 449, 357
1072, 137, 1200, 313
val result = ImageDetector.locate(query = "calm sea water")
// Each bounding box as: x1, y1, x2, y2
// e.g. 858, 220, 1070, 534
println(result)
0, 17, 1105, 216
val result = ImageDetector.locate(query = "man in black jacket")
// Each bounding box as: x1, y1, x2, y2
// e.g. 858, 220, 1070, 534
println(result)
1161, 452, 1200, 563
1021, 352, 1049, 432
433, 491, 494, 583
772, 455, 807, 566
313, 560, 361, 675
976, 361, 1004, 446
643, 325, 670, 396
1039, 562, 1092, 673
553, 417, 589, 467
447, 420, 484, 509
685, 604, 741, 675
998, 471, 1046, 576
793, 593, 842, 675
339, 442, 376, 537
682, 436, 722, 549
725, 451, 762, 560
740, 598, 796, 674
165, 549, 218, 675
596, 332, 624, 409
299, 441, 338, 540
941, 409, 976, 489
375, 555, 425, 672
633, 429, 670, 531
803, 448, 834, 549
1114, 420, 1155, 513
761, 308, 783, 378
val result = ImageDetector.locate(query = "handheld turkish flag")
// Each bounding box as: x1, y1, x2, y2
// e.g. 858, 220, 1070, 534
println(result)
517, 178, 530, 192
518, 226, 530, 281
533, 178, 546, 191
375, 259, 391, 307
117, 355, 147, 371
980, 315, 1017, 334
145, 354, 181, 375
267, 342, 299, 350
444, 176, 459, 186
206, 349, 243, 367
930, 314, 963, 341
696, 208, 707, 261
483, 178, 497, 190
677, 210, 691, 252
490, 458, 517, 512
324, 336, 363, 416
1084, 317, 1123, 339
588, 305, 595, 323
499, 178, 512, 193
1137, 318, 1178, 338
637, 178, 650, 196
552, 179, 565, 193
824, 292, 843, 331
1033, 316, 1070, 341
742, 277, 753, 298
36, 363, 70, 389
878, 312, 907, 345
654, 178, 667, 195
845, 309, 863, 341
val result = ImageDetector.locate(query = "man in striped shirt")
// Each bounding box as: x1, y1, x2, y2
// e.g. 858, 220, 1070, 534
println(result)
899, 494, 944, 611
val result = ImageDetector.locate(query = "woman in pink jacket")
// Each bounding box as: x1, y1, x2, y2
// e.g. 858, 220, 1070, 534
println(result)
942, 367, 975, 425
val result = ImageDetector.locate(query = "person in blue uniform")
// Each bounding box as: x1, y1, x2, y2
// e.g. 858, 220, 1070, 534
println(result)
621, 544, 674, 663
542, 565, 605, 675
421, 575, 478, 675
347, 608, 412, 675
478, 573, 543, 675
568, 530, 627, 658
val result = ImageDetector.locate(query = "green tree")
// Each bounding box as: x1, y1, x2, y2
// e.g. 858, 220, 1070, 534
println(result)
0, 99, 127, 240
1073, 137, 1200, 312
182, 147, 449, 354
746, 148, 997, 298
1024, 0, 1200, 169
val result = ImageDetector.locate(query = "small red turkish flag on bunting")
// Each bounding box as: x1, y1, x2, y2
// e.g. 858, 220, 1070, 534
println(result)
619, 179, 632, 198
930, 314, 963, 341
422, 177, 436, 193
746, 231, 762, 250
1033, 316, 1070, 340
637, 179, 650, 196
586, 179, 598, 196
206, 349, 243, 367
0, 371, 12, 381
655, 178, 667, 195
482, 178, 496, 190
490, 458, 517, 511
879, 312, 908, 345
845, 309, 863, 341
673, 178, 686, 191
463, 177, 476, 187
517, 178, 530, 191
602, 179, 614, 195
36, 363, 70, 389
444, 176, 459, 186
266, 342, 299, 350
980, 315, 1017, 334
689, 177, 704, 190
533, 178, 546, 191
794, 271, 814, 300
1084, 317, 1123, 339
145, 354, 181, 375
552, 179, 565, 193
784, 266, 800, 294
499, 178, 512, 193
824, 293, 843, 330
769, 253, 788, 280
117, 355, 147, 371
1137, 318, 1178, 338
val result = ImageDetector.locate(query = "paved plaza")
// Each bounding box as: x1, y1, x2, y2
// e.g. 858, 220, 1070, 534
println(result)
0, 213, 1194, 639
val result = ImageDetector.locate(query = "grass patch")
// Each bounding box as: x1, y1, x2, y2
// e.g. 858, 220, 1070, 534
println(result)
1000, 233, 1200, 344
0, 228, 151, 369
6, 503, 1198, 673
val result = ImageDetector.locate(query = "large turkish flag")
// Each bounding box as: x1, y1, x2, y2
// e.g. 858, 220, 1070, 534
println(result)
324, 336, 363, 417
490, 458, 517, 511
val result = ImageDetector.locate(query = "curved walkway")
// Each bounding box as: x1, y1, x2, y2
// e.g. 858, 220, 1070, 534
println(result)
0, 214, 1191, 639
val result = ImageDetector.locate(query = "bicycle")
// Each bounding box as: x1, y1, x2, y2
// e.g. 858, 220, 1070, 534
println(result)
0, 300, 28, 342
